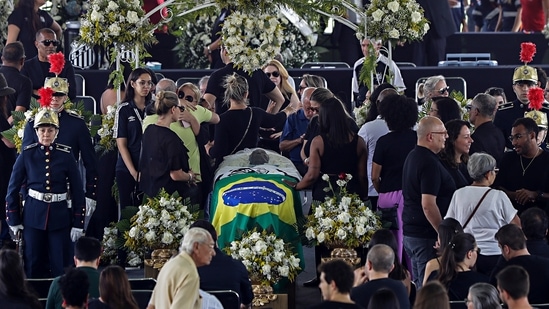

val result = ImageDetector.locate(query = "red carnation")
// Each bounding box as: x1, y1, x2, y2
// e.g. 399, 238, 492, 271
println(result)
48, 52, 65, 76
38, 87, 54, 108
528, 87, 544, 111
520, 42, 536, 64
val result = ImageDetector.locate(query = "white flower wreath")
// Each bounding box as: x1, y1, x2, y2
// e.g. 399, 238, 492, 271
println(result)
222, 11, 284, 74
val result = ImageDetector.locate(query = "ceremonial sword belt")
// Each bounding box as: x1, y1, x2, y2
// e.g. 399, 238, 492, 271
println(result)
28, 189, 68, 203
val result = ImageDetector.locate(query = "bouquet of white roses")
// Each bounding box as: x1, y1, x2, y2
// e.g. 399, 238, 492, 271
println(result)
354, 102, 370, 127
124, 189, 198, 253
305, 173, 381, 248
95, 103, 118, 155
222, 11, 284, 74
361, 0, 429, 44
225, 229, 301, 286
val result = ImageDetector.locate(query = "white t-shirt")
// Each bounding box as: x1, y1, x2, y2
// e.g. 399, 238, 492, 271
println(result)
199, 290, 224, 309
446, 186, 517, 256
358, 117, 390, 197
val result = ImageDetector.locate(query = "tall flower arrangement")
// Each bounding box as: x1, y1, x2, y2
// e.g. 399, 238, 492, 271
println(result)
0, 0, 14, 51
79, 0, 156, 87
305, 174, 381, 248
224, 229, 301, 286
95, 103, 118, 155
221, 11, 284, 74
361, 0, 429, 44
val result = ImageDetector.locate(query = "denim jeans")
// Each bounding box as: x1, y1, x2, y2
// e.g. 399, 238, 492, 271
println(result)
403, 235, 437, 288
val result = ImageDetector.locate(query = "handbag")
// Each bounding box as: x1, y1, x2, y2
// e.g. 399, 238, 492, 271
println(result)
380, 204, 399, 230
462, 188, 492, 229
229, 107, 253, 155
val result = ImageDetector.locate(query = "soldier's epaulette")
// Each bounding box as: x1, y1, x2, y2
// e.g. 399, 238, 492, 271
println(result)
56, 143, 72, 153
498, 102, 514, 111
23, 143, 38, 150
66, 109, 84, 119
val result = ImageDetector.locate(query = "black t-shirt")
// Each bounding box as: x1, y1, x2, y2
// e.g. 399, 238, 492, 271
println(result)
309, 301, 364, 309
402, 146, 457, 239
428, 270, 489, 301
469, 121, 506, 164
87, 299, 110, 309
527, 239, 549, 259
493, 150, 549, 214
373, 129, 417, 193
440, 160, 471, 189
205, 63, 276, 114
303, 116, 359, 158
114, 100, 148, 173
350, 278, 410, 309
139, 125, 189, 198
489, 255, 549, 304
7, 8, 54, 59
209, 107, 286, 166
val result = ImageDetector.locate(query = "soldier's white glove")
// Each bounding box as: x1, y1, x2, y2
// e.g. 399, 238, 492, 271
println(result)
10, 225, 24, 235
85, 197, 97, 217
70, 228, 84, 242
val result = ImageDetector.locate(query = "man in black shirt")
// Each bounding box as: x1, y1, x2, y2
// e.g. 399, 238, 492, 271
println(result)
491, 224, 549, 304
21, 28, 77, 101
203, 46, 285, 115
468, 93, 505, 164
402, 116, 456, 287
0, 41, 32, 125
351, 244, 410, 309
521, 207, 549, 259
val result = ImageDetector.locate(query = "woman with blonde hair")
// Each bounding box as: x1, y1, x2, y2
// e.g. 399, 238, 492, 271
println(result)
263, 59, 299, 111
207, 73, 294, 167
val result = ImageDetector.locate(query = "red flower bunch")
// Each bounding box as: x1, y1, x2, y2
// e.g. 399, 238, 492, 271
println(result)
48, 52, 65, 76
38, 87, 54, 108
528, 87, 544, 111
338, 173, 346, 180
520, 42, 536, 64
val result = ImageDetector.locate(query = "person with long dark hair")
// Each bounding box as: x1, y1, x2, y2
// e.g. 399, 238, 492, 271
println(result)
7, 0, 62, 59
429, 97, 462, 125
0, 249, 41, 309
433, 233, 489, 301
113, 68, 153, 208
439, 119, 473, 189
0, 74, 16, 247
88, 265, 139, 309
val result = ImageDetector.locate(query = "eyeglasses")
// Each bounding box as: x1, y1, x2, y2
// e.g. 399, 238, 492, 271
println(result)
176, 105, 185, 112
464, 298, 473, 305
438, 86, 450, 95
431, 130, 448, 135
473, 247, 481, 254
508, 132, 529, 142
137, 80, 153, 87
265, 71, 280, 78
299, 85, 307, 91
493, 168, 499, 174
40, 40, 60, 47
487, 87, 504, 96
307, 107, 320, 113
178, 91, 195, 103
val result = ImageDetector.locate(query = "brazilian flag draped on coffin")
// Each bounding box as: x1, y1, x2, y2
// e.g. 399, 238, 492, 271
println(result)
210, 149, 305, 271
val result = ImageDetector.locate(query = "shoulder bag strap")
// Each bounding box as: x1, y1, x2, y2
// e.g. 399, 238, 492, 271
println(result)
230, 107, 253, 155
462, 188, 492, 229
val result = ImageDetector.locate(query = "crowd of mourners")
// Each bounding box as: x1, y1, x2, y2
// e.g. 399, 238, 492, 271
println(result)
2, 0, 549, 307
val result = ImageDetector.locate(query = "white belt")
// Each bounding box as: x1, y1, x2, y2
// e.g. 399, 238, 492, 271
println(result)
28, 189, 67, 203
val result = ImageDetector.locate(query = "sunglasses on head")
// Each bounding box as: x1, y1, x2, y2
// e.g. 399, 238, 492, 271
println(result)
438, 86, 450, 95
41, 40, 60, 47
178, 91, 194, 103
265, 71, 280, 78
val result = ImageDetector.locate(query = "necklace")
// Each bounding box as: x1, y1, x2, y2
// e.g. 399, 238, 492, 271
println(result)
520, 149, 541, 176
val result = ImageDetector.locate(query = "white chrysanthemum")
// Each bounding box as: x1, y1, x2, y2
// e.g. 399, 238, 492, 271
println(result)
90, 10, 102, 22
337, 211, 351, 223
336, 228, 347, 240
387, 1, 400, 12
388, 29, 400, 39
107, 2, 118, 11
254, 240, 267, 253
411, 11, 422, 23
356, 225, 366, 236
161, 232, 174, 244
108, 23, 121, 36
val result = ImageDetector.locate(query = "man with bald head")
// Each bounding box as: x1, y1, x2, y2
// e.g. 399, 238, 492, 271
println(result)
402, 116, 457, 288
279, 87, 316, 175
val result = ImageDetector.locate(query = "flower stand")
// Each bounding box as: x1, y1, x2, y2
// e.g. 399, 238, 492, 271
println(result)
322, 247, 362, 267
144, 249, 177, 279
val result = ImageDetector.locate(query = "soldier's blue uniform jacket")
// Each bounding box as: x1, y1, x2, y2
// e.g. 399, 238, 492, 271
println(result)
22, 109, 97, 200
5, 143, 85, 230
494, 100, 549, 149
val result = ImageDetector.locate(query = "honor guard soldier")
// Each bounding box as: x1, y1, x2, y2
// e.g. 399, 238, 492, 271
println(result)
21, 57, 97, 232
495, 42, 549, 150
5, 95, 86, 278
